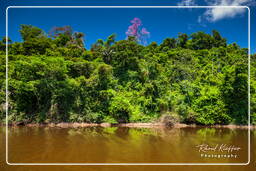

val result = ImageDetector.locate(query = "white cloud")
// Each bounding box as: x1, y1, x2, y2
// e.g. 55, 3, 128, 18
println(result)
202, 0, 251, 22
177, 0, 197, 6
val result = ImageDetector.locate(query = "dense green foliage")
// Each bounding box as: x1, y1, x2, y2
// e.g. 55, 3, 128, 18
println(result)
0, 25, 254, 125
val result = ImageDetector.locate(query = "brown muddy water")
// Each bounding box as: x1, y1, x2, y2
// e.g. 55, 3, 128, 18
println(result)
0, 127, 255, 171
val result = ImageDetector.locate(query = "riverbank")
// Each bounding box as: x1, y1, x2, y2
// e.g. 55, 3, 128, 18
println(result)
2, 122, 256, 129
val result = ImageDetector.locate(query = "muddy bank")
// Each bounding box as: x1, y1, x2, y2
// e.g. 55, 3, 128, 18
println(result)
2, 122, 256, 129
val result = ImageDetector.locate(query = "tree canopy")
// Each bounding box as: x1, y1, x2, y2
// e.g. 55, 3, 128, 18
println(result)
0, 25, 254, 125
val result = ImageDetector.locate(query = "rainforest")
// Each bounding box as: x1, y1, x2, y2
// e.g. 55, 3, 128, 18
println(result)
0, 24, 255, 125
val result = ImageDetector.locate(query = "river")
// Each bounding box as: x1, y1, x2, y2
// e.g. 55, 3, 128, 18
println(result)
0, 126, 255, 170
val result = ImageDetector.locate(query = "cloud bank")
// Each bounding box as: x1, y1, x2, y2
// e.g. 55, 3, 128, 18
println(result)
177, 0, 251, 22
177, 0, 197, 6
203, 0, 250, 22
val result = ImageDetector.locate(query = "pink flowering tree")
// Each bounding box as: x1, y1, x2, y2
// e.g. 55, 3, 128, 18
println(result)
126, 17, 150, 45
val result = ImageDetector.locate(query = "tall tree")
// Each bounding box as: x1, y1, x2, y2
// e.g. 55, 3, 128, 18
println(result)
19, 24, 45, 41
177, 33, 188, 48
212, 30, 226, 47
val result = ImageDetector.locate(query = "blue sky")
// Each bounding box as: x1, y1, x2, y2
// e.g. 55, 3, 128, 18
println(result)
0, 0, 255, 53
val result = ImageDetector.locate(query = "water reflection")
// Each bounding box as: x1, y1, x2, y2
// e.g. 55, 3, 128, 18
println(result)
5, 126, 249, 163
